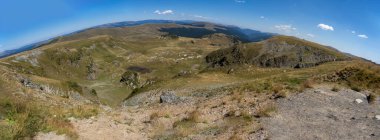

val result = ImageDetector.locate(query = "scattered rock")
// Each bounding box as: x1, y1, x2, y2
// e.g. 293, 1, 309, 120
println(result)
355, 99, 363, 104
314, 90, 326, 94
175, 70, 192, 77
375, 115, 380, 120
141, 79, 156, 87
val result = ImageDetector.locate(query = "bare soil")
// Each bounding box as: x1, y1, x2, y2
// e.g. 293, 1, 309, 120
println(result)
262, 86, 380, 140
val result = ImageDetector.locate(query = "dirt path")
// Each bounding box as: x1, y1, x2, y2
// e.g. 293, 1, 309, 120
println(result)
262, 86, 380, 140
70, 112, 148, 140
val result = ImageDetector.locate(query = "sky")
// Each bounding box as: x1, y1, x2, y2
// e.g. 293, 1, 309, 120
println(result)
1, 0, 379, 63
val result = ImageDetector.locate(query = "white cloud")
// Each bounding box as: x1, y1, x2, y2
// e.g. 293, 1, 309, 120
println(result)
351, 30, 356, 34
307, 34, 315, 38
358, 34, 368, 39
274, 25, 297, 32
193, 15, 207, 19
260, 16, 265, 19
235, 0, 246, 3
154, 10, 174, 15
317, 23, 334, 31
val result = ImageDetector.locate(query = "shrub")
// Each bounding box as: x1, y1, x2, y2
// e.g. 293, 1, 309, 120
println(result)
254, 103, 277, 118
272, 84, 283, 94
67, 81, 82, 93
0, 97, 77, 139
331, 86, 340, 92
91, 89, 97, 96
351, 86, 361, 92
302, 80, 314, 89
70, 106, 98, 119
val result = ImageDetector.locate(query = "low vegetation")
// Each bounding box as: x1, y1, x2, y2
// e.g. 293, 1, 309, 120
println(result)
1, 96, 70, 139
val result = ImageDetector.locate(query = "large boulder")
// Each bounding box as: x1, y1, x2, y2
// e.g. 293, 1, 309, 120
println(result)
160, 91, 181, 103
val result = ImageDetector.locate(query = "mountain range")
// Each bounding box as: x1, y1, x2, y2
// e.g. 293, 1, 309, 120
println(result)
0, 20, 275, 58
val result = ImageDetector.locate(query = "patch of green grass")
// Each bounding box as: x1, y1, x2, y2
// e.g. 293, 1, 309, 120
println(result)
90, 89, 97, 96
66, 81, 83, 93
0, 96, 78, 139
68, 106, 98, 119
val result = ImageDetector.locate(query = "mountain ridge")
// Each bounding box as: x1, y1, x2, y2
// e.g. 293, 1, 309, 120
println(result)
0, 20, 274, 59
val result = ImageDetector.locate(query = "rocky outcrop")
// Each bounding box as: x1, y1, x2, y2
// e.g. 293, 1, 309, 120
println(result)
320, 67, 380, 91
160, 91, 181, 103
19, 77, 43, 90
86, 58, 96, 80
120, 71, 140, 89
206, 36, 348, 68
203, 33, 240, 47
14, 50, 43, 67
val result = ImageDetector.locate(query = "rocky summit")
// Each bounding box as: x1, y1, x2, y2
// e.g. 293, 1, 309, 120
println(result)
0, 20, 379, 140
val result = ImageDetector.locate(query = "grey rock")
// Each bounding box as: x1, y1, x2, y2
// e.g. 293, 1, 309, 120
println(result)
355, 99, 363, 104
69, 92, 85, 101
14, 50, 42, 67
160, 91, 180, 103
175, 70, 192, 77
375, 115, 380, 120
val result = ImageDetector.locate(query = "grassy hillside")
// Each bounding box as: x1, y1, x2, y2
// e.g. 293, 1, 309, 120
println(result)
1, 22, 379, 139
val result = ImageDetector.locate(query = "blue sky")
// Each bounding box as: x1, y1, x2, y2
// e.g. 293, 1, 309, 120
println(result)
1, 0, 379, 63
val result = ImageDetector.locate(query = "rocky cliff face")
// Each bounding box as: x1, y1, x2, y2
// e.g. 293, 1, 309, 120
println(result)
206, 36, 349, 68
